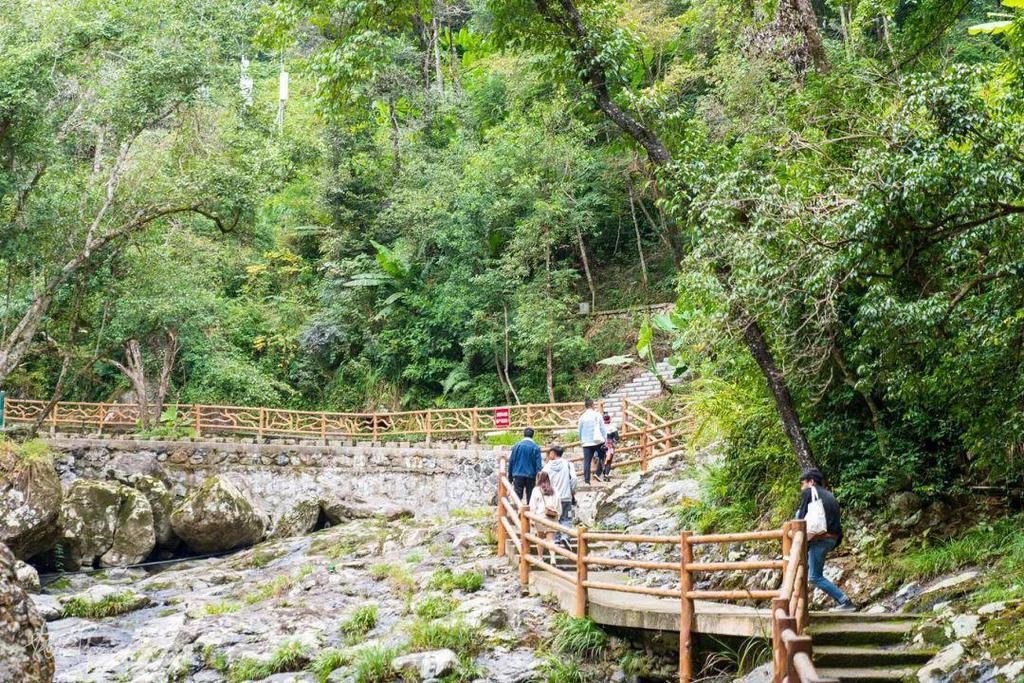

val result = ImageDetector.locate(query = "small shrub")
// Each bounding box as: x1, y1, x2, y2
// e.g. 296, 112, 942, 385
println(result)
341, 604, 378, 642
367, 562, 416, 594
307, 648, 349, 682
407, 619, 483, 656
61, 592, 150, 619
204, 601, 240, 616
550, 615, 607, 658
226, 640, 308, 682
351, 644, 402, 683
426, 568, 484, 593
202, 645, 229, 672
414, 595, 457, 620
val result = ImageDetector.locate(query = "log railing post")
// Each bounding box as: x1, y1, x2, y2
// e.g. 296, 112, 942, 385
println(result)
575, 526, 588, 618
425, 409, 432, 444
622, 397, 630, 436
771, 597, 787, 683
781, 520, 794, 584
679, 531, 694, 683
257, 407, 266, 443
49, 403, 57, 435
497, 462, 507, 558
640, 428, 650, 472
320, 412, 327, 443
98, 403, 106, 435
193, 404, 202, 438
794, 519, 809, 633
471, 407, 479, 444
518, 504, 530, 586
372, 413, 379, 443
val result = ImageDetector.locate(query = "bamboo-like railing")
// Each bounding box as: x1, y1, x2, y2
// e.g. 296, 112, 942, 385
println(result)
0, 398, 591, 443
496, 459, 836, 683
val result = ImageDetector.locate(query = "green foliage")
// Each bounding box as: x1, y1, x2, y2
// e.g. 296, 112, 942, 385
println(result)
426, 568, 484, 593
307, 648, 349, 682
538, 654, 589, 683
414, 595, 458, 620
60, 592, 149, 619
407, 619, 484, 656
226, 640, 309, 682
349, 644, 402, 683
550, 615, 608, 659
203, 601, 241, 616
340, 604, 378, 642
894, 515, 1024, 583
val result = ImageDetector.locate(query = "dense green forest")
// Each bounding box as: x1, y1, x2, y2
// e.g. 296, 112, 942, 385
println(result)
2, 0, 1023, 506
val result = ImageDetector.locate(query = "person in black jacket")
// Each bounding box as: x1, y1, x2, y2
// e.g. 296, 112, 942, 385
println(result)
796, 469, 856, 611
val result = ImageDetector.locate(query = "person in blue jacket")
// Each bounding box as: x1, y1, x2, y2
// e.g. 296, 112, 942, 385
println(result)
507, 428, 543, 502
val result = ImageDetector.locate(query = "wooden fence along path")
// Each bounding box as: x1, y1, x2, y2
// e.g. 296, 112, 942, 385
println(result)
496, 432, 836, 683
0, 398, 592, 442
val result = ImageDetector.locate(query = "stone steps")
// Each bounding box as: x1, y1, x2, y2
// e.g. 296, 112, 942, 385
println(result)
815, 667, 920, 682
814, 644, 937, 668
809, 615, 933, 683
808, 619, 916, 646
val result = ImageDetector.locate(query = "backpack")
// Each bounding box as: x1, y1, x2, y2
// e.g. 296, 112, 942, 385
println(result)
805, 487, 828, 536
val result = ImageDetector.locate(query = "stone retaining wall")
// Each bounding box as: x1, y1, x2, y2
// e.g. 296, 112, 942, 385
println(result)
46, 437, 502, 520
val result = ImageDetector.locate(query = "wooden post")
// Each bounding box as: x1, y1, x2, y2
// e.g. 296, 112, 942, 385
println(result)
320, 412, 327, 443
98, 403, 106, 435
471, 407, 479, 444
640, 428, 650, 472
575, 526, 588, 618
193, 404, 202, 438
622, 397, 629, 435
770, 597, 787, 683
497, 461, 507, 558
679, 531, 694, 683
794, 519, 809, 633
519, 505, 530, 586
257, 407, 265, 443
372, 413, 379, 443
781, 520, 794, 581
50, 403, 57, 435
425, 409, 432, 444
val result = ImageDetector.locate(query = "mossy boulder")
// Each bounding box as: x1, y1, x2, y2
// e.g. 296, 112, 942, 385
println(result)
269, 498, 321, 540
0, 542, 55, 682
0, 441, 63, 560
321, 494, 413, 524
170, 475, 266, 553
61, 480, 156, 568
130, 476, 176, 549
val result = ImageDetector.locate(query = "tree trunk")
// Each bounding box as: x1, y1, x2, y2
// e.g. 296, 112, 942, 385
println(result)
740, 316, 819, 472
431, 10, 444, 94
109, 339, 151, 430
503, 303, 520, 404
576, 226, 596, 311
627, 187, 650, 290
495, 352, 511, 403
787, 0, 831, 73
831, 346, 888, 459
153, 329, 180, 426
389, 99, 401, 175
546, 344, 555, 403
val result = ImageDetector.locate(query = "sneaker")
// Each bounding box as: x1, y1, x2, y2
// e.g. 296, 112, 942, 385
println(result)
830, 601, 858, 612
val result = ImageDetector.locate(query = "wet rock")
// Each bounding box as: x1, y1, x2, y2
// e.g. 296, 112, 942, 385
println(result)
0, 542, 55, 682
30, 594, 61, 622
61, 479, 156, 568
321, 495, 413, 524
457, 595, 508, 628
651, 479, 701, 503
270, 498, 322, 540
392, 648, 459, 679
734, 663, 772, 683
170, 474, 266, 553
0, 446, 63, 560
917, 642, 965, 682
949, 613, 979, 639
14, 560, 40, 593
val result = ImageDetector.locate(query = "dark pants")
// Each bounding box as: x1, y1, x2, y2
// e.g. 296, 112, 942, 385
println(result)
807, 538, 850, 605
557, 499, 574, 542
512, 476, 535, 503
582, 445, 603, 483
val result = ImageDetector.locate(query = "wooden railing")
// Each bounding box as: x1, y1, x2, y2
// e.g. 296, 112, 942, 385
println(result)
496, 462, 835, 683
1, 398, 590, 443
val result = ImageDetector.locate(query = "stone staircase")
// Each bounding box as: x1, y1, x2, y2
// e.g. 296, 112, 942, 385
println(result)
809, 612, 935, 682
602, 359, 684, 425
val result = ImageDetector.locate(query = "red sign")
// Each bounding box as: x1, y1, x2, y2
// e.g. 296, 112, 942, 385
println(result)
494, 407, 510, 429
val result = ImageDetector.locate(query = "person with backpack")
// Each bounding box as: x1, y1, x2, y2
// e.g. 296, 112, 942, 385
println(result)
596, 412, 619, 479
528, 471, 561, 563
541, 445, 577, 547
577, 399, 606, 484
507, 427, 543, 503
796, 469, 856, 611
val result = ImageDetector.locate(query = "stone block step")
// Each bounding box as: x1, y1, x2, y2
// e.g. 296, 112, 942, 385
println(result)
815, 667, 920, 682
814, 644, 938, 668
807, 621, 915, 646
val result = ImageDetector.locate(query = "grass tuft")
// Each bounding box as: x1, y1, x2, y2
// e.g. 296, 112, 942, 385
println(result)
414, 595, 458, 620
538, 654, 589, 683
307, 648, 349, 682
407, 618, 483, 656
426, 568, 484, 593
340, 604, 378, 642
350, 644, 402, 683
203, 601, 241, 616
550, 614, 607, 659
226, 640, 308, 682
61, 592, 150, 619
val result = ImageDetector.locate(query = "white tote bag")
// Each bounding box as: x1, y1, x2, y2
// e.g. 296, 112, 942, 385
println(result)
805, 486, 828, 536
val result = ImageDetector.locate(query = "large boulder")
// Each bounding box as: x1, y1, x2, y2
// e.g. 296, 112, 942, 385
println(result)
269, 498, 321, 540
321, 494, 413, 524
0, 542, 55, 682
170, 475, 266, 553
61, 480, 156, 568
0, 442, 63, 560
131, 476, 176, 549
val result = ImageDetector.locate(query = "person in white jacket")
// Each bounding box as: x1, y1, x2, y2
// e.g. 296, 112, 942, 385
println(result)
529, 471, 561, 563
541, 445, 576, 547
577, 399, 607, 484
